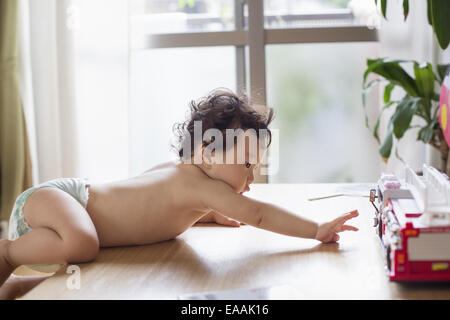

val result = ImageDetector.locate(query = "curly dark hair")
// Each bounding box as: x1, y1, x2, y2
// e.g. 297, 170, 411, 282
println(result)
173, 88, 274, 160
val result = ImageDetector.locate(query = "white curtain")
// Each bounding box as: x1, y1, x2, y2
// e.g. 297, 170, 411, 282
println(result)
17, 0, 38, 185
19, 0, 80, 183
19, 0, 129, 184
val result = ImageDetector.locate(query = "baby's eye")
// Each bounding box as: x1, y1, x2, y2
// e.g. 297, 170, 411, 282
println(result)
245, 162, 251, 168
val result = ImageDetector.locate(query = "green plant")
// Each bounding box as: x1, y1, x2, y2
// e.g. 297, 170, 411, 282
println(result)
375, 0, 450, 49
363, 58, 450, 174
363, 0, 450, 174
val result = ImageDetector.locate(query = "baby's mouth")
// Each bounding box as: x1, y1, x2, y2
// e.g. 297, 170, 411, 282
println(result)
240, 186, 250, 194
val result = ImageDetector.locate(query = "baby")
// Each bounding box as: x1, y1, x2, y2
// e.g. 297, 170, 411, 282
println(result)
0, 89, 358, 291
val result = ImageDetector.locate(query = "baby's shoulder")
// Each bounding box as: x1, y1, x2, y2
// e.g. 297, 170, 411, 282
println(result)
140, 161, 177, 175
172, 163, 223, 193
174, 163, 207, 184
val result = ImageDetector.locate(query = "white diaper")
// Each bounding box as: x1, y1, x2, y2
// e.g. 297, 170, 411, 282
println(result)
8, 177, 90, 273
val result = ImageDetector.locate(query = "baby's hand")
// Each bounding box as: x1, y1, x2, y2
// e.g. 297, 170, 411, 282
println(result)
314, 210, 359, 243
196, 211, 241, 227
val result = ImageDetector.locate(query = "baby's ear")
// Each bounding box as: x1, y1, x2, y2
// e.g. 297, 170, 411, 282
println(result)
201, 146, 213, 168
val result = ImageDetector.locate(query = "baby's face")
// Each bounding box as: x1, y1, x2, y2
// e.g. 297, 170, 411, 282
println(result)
211, 156, 257, 194
202, 133, 265, 194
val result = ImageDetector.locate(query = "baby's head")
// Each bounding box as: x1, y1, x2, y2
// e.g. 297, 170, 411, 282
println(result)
173, 88, 274, 193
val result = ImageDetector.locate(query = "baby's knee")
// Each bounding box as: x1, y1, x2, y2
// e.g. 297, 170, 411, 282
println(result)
63, 232, 99, 263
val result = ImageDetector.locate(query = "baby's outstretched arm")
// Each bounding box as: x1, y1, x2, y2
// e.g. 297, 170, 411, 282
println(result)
201, 180, 358, 242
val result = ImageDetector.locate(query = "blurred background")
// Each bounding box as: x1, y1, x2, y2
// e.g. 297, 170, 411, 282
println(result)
3, 0, 450, 191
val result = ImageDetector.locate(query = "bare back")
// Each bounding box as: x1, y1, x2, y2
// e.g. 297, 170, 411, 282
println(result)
86, 162, 210, 247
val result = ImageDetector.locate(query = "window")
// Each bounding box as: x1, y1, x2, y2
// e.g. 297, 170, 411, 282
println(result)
74, 0, 129, 181
264, 0, 354, 29
129, 47, 236, 175
266, 42, 380, 183
129, 0, 379, 181
130, 0, 236, 34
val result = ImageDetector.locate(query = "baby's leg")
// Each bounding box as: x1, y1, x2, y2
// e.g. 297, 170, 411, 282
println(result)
0, 241, 15, 288
0, 188, 99, 287
0, 274, 49, 300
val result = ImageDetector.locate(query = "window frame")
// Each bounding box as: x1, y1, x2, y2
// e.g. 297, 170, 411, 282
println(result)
130, 0, 379, 182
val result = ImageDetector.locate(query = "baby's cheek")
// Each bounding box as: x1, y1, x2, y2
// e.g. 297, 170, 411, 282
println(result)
219, 169, 240, 190
231, 172, 246, 189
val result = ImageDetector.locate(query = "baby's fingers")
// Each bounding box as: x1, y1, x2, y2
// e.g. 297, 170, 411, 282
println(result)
214, 214, 241, 227
340, 225, 359, 232
333, 234, 340, 242
337, 210, 359, 223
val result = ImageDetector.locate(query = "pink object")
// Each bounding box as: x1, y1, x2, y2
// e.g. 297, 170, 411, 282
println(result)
438, 68, 450, 147
384, 181, 401, 189
380, 173, 401, 189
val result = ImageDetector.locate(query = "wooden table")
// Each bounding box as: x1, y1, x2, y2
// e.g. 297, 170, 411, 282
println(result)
20, 184, 450, 299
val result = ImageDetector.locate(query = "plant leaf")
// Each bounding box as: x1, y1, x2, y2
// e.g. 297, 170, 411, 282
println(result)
379, 119, 394, 160
414, 62, 436, 101
362, 79, 381, 106
373, 101, 395, 143
364, 58, 408, 85
437, 64, 450, 83
384, 83, 395, 103
362, 79, 382, 129
391, 96, 422, 139
418, 118, 438, 143
381, 0, 387, 19
403, 0, 409, 21
364, 58, 419, 97
427, 0, 433, 26
430, 0, 450, 49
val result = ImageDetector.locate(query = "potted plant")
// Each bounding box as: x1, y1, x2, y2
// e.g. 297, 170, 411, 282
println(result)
362, 0, 450, 175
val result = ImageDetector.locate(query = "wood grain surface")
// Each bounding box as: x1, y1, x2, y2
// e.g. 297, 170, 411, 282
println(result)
20, 184, 450, 299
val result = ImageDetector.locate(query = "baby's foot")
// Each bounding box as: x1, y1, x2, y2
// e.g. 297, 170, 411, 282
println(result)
0, 240, 15, 287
